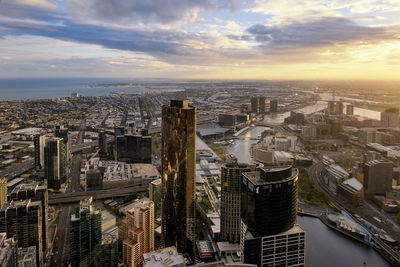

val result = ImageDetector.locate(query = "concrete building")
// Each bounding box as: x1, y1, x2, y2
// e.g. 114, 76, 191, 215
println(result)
8, 183, 48, 258
161, 100, 196, 253
269, 100, 278, 113
44, 137, 64, 190
363, 160, 393, 195
0, 233, 18, 267
338, 178, 364, 207
274, 137, 291, 151
220, 155, 250, 243
120, 198, 154, 267
253, 145, 274, 165
149, 179, 161, 219
240, 166, 305, 267
346, 105, 354, 115
143, 246, 185, 267
323, 164, 350, 194
250, 97, 258, 113
302, 125, 317, 140
359, 128, 376, 144
18, 246, 36, 267
258, 97, 266, 114
381, 108, 399, 128
70, 197, 102, 267
219, 112, 237, 127
327, 101, 343, 115
0, 200, 43, 266
0, 178, 6, 209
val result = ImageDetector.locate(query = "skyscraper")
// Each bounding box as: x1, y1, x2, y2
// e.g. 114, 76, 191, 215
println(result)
149, 178, 161, 219
34, 135, 46, 171
120, 198, 154, 267
8, 183, 49, 258
44, 137, 64, 190
98, 131, 107, 157
220, 155, 250, 243
258, 97, 266, 114
0, 178, 6, 209
270, 100, 278, 113
241, 165, 305, 266
250, 97, 258, 113
381, 108, 399, 128
161, 100, 196, 253
0, 200, 43, 266
70, 197, 102, 267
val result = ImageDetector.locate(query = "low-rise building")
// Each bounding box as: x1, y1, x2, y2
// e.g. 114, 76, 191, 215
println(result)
143, 246, 185, 267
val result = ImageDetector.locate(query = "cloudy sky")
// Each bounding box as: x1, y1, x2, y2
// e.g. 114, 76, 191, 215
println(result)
0, 0, 399, 80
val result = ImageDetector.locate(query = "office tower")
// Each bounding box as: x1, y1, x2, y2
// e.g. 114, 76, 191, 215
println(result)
18, 246, 37, 267
149, 179, 161, 219
270, 100, 278, 112
115, 129, 152, 163
258, 97, 266, 114
346, 105, 354, 115
381, 108, 399, 128
55, 126, 70, 179
34, 135, 46, 171
161, 100, 196, 253
119, 198, 154, 267
44, 137, 64, 190
0, 178, 6, 209
0, 233, 18, 267
250, 97, 258, 113
363, 160, 393, 195
0, 200, 43, 266
98, 131, 107, 157
220, 155, 250, 243
70, 197, 102, 267
335, 101, 344, 114
9, 183, 49, 257
241, 166, 305, 266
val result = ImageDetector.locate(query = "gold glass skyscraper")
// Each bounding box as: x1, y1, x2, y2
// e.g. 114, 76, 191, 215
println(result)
161, 100, 196, 253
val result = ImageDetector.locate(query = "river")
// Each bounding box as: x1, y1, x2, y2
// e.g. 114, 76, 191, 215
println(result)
228, 126, 390, 267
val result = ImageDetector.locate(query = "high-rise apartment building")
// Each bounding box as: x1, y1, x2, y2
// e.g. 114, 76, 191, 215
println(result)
149, 179, 161, 219
346, 104, 354, 115
220, 155, 250, 243
0, 233, 18, 267
44, 137, 64, 190
270, 100, 278, 113
363, 160, 393, 195
98, 131, 107, 157
161, 100, 196, 253
8, 183, 49, 257
250, 97, 258, 113
34, 135, 46, 171
120, 198, 154, 267
381, 108, 399, 128
0, 200, 43, 266
70, 197, 102, 267
241, 166, 305, 266
0, 178, 6, 209
258, 97, 266, 114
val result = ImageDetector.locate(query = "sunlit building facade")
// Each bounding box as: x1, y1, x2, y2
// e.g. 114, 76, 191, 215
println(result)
161, 100, 196, 253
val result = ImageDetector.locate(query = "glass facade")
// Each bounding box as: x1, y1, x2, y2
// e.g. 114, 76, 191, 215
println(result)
161, 100, 196, 253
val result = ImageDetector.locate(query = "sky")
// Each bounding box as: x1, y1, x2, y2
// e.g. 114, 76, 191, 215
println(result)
0, 0, 400, 80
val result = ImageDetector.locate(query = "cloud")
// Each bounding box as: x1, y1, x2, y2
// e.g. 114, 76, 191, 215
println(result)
246, 17, 400, 53
68, 0, 238, 25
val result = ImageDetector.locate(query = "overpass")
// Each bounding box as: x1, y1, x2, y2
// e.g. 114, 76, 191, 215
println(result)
49, 185, 149, 205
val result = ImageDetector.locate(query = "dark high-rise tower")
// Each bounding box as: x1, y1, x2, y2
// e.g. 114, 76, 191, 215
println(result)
251, 97, 258, 113
220, 155, 250, 243
241, 165, 305, 266
258, 97, 266, 114
161, 100, 196, 253
44, 137, 64, 190
98, 131, 107, 157
270, 99, 278, 113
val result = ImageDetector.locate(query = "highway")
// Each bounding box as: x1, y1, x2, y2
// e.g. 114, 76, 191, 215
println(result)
308, 162, 400, 266
49, 185, 149, 205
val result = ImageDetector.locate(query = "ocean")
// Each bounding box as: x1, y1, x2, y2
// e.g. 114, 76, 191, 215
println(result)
0, 78, 180, 100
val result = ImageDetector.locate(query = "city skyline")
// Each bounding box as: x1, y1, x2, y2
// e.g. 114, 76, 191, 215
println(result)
0, 0, 399, 80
